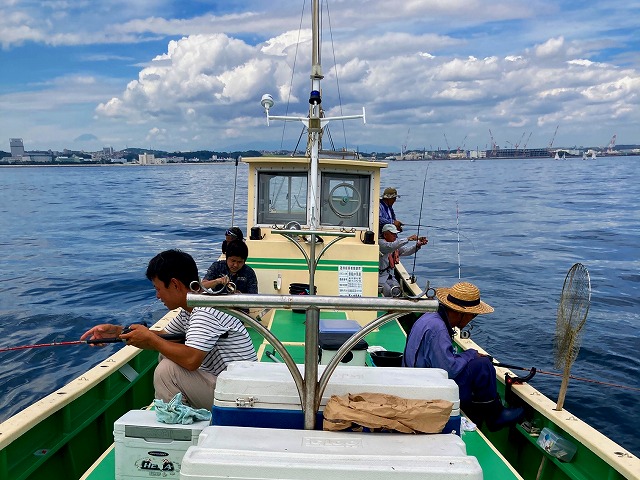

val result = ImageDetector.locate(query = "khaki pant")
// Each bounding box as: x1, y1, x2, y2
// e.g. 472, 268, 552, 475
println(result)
153, 355, 217, 410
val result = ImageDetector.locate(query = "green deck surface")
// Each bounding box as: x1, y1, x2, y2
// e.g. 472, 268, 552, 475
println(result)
84, 308, 520, 480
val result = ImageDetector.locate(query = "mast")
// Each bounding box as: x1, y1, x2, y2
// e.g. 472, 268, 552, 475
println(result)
259, 0, 365, 429
302, 0, 323, 431
308, 0, 324, 231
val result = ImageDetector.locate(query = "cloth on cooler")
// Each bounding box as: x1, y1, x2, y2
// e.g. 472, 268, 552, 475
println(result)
153, 392, 212, 424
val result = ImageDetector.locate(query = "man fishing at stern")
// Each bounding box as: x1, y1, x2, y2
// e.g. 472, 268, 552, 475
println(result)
81, 248, 257, 409
403, 282, 525, 431
379, 186, 404, 234
378, 223, 427, 297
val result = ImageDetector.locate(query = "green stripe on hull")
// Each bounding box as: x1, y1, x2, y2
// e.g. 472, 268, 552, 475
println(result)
249, 257, 379, 273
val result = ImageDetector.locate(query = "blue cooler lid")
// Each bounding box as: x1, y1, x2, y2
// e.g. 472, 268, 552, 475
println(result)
319, 319, 361, 335
319, 332, 368, 350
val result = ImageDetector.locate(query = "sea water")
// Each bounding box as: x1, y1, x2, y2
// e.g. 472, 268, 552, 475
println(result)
0, 158, 638, 456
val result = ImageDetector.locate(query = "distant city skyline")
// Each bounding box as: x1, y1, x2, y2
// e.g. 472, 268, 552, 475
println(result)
4, 136, 638, 164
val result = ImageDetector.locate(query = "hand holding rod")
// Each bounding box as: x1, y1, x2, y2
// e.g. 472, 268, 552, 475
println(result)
0, 332, 185, 352
86, 333, 186, 345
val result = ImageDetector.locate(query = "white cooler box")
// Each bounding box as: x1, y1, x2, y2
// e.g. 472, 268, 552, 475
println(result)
318, 319, 368, 366
114, 409, 210, 479
212, 362, 461, 434
180, 425, 482, 479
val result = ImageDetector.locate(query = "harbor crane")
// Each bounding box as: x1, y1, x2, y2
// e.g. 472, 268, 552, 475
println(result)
401, 128, 410, 159
443, 133, 451, 153
606, 134, 617, 154
457, 134, 468, 153
511, 131, 526, 156
522, 132, 533, 149
488, 129, 497, 156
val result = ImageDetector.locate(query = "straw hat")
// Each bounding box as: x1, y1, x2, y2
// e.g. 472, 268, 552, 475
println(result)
381, 187, 399, 199
436, 282, 494, 315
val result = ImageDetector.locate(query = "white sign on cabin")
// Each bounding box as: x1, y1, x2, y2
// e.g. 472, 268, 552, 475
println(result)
338, 265, 363, 297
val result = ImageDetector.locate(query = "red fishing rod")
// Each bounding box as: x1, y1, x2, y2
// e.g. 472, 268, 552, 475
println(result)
493, 361, 640, 392
0, 332, 185, 353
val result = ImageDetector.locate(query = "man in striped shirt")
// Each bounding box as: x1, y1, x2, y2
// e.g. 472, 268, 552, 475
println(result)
81, 249, 257, 409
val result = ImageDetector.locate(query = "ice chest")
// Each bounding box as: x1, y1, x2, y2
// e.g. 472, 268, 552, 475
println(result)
212, 362, 461, 434
114, 409, 210, 479
180, 425, 482, 479
318, 319, 368, 366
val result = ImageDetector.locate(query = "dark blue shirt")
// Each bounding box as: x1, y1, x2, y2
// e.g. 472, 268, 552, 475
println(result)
203, 260, 258, 294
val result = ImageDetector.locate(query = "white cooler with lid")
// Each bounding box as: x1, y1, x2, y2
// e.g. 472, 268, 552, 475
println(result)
179, 425, 482, 479
114, 409, 210, 479
211, 362, 461, 434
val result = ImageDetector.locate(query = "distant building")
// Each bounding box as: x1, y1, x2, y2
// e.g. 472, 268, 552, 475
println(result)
29, 152, 53, 162
469, 150, 487, 159
10, 138, 25, 157
138, 153, 166, 165
6, 138, 52, 162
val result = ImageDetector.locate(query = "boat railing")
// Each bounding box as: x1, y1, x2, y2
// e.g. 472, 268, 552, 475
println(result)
187, 293, 438, 429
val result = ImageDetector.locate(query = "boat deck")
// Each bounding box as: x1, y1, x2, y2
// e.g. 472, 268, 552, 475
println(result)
82, 309, 522, 479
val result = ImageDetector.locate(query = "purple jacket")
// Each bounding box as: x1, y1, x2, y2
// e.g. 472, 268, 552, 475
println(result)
403, 311, 477, 379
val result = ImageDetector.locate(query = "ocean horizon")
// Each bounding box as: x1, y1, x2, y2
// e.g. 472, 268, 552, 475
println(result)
1, 156, 638, 455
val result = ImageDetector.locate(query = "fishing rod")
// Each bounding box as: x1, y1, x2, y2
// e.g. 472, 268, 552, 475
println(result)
401, 224, 476, 250
230, 156, 240, 226
410, 163, 430, 283
0, 332, 186, 353
456, 201, 461, 279
493, 361, 640, 392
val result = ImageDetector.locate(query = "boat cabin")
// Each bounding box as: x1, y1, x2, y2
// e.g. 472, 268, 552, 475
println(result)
243, 155, 387, 323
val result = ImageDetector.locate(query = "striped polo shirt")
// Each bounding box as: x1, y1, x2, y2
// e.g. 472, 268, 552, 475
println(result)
164, 307, 257, 376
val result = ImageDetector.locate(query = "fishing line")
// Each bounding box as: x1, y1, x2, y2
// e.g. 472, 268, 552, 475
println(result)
401, 224, 476, 251
493, 362, 640, 392
456, 200, 461, 279
410, 162, 429, 283
0, 299, 164, 354
230, 156, 239, 226
279, 0, 306, 149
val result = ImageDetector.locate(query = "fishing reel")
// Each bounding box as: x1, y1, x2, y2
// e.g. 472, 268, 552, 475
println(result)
190, 279, 237, 295
403, 281, 437, 300
459, 324, 473, 339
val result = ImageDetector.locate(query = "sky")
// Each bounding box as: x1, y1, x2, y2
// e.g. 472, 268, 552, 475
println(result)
1, 0, 639, 154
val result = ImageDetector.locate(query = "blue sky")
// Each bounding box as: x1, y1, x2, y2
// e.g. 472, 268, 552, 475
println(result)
1, 0, 638, 153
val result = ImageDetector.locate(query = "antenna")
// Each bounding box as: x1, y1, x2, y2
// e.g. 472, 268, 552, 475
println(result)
261, 94, 275, 125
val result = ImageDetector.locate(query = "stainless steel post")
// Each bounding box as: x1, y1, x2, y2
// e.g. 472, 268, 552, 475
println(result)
303, 306, 320, 429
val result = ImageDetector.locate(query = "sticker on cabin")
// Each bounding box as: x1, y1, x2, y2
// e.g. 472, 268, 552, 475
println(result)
338, 266, 363, 296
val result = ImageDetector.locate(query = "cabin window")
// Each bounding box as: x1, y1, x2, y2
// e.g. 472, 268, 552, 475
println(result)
320, 173, 370, 228
257, 171, 308, 225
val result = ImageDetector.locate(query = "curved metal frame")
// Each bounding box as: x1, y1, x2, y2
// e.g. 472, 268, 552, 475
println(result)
188, 292, 438, 429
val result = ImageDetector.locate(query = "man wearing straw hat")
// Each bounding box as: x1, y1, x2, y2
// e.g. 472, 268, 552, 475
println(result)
379, 187, 403, 234
403, 282, 524, 431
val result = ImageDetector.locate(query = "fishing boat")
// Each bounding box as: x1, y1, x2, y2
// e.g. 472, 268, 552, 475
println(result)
1, 1, 639, 479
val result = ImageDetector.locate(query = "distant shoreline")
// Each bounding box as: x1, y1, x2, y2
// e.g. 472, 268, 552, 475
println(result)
0, 161, 235, 168
1, 154, 638, 168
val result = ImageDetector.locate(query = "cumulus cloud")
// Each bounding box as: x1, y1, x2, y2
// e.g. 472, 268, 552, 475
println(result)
92, 21, 640, 151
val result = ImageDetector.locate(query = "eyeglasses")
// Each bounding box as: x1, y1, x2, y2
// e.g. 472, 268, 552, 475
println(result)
225, 229, 237, 238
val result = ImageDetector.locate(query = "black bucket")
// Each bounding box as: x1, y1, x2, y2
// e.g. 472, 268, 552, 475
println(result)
289, 283, 316, 295
289, 283, 317, 313
370, 350, 403, 367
